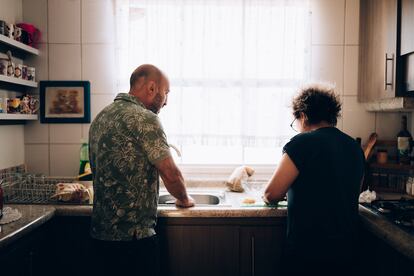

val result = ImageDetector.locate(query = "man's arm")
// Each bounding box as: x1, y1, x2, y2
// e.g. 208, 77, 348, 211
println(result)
263, 153, 299, 204
155, 156, 194, 208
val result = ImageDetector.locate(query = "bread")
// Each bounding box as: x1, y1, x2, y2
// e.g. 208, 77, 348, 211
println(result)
50, 183, 91, 203
225, 166, 255, 192
242, 197, 256, 204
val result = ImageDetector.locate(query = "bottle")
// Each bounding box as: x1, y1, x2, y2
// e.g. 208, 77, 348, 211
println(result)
79, 139, 90, 175
397, 115, 412, 165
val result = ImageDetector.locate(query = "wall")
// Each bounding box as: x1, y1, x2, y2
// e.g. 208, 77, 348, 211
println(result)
311, 0, 410, 146
0, 0, 25, 169
23, 0, 116, 176
20, 0, 408, 176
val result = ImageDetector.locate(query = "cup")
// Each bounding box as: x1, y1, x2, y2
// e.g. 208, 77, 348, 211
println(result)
2, 98, 8, 114
7, 62, 14, 77
27, 67, 35, 81
377, 150, 388, 164
14, 64, 22, 78
21, 65, 28, 80
0, 98, 4, 113
0, 59, 7, 75
5, 23, 14, 38
0, 20, 6, 35
13, 26, 22, 41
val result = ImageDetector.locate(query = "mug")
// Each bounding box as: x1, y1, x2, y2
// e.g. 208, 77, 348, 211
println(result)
0, 20, 6, 35
7, 61, 14, 77
14, 64, 22, 79
22, 65, 28, 80
6, 23, 14, 38
27, 67, 35, 81
0, 59, 8, 75
13, 26, 22, 41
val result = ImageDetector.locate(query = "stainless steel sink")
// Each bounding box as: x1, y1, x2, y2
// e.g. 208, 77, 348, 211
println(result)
158, 193, 221, 205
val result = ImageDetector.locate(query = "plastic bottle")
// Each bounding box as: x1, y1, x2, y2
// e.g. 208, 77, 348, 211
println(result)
79, 139, 90, 175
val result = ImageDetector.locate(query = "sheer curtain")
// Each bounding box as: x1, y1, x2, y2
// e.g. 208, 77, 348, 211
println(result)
114, 0, 311, 165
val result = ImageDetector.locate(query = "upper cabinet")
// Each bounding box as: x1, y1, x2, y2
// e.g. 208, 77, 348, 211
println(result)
358, 0, 402, 103
400, 0, 414, 56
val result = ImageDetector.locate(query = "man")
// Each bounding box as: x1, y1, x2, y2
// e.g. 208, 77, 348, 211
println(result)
89, 64, 194, 275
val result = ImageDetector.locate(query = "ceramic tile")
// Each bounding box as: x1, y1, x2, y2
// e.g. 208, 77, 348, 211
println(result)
25, 144, 49, 175
50, 144, 80, 176
82, 44, 116, 94
24, 120, 49, 144
311, 0, 345, 45
0, 0, 23, 24
0, 125, 25, 170
82, 0, 115, 43
22, 0, 48, 43
345, 0, 360, 45
342, 96, 375, 144
48, 0, 81, 43
49, 44, 81, 80
344, 46, 359, 96
375, 112, 410, 141
25, 43, 48, 81
50, 124, 82, 143
80, 94, 113, 139
311, 45, 344, 95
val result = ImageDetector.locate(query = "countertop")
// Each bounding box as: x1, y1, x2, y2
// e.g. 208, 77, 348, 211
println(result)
1, 187, 414, 261
0, 205, 55, 250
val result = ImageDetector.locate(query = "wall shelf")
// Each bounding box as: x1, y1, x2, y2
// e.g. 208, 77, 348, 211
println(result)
0, 75, 37, 88
0, 34, 39, 55
0, 114, 38, 120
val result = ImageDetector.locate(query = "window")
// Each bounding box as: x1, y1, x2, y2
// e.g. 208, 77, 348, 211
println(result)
115, 0, 311, 166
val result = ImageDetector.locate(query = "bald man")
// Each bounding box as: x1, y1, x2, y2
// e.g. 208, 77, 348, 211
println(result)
89, 64, 194, 275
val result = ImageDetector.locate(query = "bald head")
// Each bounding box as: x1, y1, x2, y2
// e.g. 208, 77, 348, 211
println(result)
129, 64, 164, 90
128, 64, 170, 114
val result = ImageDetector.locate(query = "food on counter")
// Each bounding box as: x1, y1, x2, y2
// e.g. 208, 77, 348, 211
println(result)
242, 197, 256, 204
226, 165, 255, 192
50, 183, 92, 203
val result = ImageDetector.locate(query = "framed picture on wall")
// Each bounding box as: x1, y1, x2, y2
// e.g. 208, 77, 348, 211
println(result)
39, 81, 91, 124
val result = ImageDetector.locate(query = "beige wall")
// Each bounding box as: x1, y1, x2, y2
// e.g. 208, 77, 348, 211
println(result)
23, 0, 115, 176
19, 0, 410, 176
0, 0, 25, 169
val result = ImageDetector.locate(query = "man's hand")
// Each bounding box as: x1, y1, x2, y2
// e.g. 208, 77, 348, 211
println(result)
175, 195, 195, 208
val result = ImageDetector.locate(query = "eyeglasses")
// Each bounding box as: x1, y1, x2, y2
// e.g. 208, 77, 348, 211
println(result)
290, 118, 298, 132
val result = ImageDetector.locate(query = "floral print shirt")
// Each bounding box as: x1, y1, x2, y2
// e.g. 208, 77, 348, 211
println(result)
89, 93, 171, 241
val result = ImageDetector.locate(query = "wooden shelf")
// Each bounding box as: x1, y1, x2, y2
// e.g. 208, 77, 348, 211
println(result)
0, 34, 39, 55
0, 75, 37, 88
369, 162, 414, 172
0, 113, 38, 120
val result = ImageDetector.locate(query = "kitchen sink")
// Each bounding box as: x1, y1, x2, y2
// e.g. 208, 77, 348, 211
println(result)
158, 193, 222, 205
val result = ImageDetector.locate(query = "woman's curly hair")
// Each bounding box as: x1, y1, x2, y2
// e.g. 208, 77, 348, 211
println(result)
292, 84, 341, 126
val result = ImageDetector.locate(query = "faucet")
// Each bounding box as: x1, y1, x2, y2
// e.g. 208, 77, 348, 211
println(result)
169, 144, 182, 157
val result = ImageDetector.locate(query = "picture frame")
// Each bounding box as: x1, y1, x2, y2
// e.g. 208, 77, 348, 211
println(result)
39, 81, 91, 124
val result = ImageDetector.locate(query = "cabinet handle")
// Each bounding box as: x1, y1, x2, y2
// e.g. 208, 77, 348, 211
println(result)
251, 235, 255, 276
385, 53, 395, 90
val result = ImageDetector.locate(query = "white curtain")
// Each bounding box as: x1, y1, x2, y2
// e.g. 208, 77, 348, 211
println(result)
114, 0, 311, 164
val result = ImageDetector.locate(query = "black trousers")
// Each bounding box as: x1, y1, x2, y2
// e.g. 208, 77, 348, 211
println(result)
91, 235, 160, 276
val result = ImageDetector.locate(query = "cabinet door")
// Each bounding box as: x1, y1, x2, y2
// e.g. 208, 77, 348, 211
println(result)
359, 0, 398, 102
400, 0, 414, 56
239, 226, 286, 276
160, 225, 239, 276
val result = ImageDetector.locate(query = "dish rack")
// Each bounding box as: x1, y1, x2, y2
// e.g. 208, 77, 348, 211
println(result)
0, 173, 77, 204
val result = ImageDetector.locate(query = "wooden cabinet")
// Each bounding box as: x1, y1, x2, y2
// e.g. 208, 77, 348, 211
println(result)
239, 226, 285, 276
400, 0, 414, 56
358, 0, 404, 102
358, 223, 413, 276
0, 222, 53, 276
157, 217, 286, 276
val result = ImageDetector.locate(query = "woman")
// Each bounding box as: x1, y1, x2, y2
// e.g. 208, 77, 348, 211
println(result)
263, 84, 365, 276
